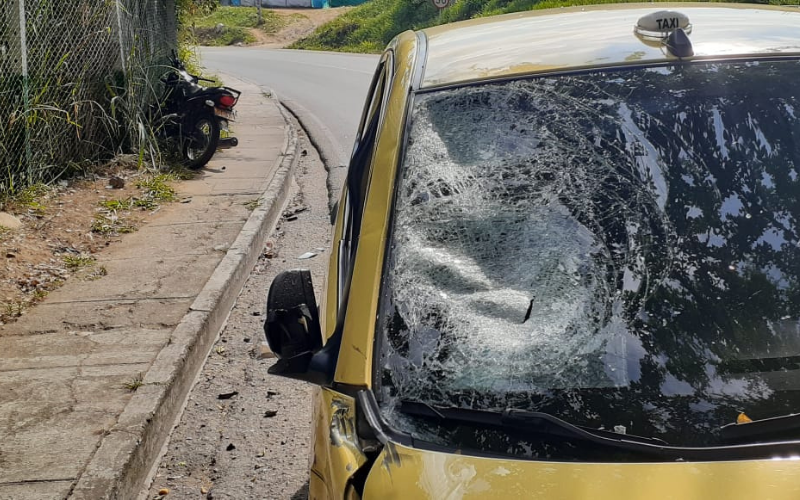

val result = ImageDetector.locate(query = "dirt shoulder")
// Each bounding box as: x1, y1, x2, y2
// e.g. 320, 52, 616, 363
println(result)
144, 113, 324, 500
249, 8, 351, 48
0, 162, 187, 325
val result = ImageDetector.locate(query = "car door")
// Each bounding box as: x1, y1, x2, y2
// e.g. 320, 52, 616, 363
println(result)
310, 50, 394, 500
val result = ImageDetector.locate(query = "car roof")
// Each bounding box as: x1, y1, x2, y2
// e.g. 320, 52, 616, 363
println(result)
418, 3, 800, 88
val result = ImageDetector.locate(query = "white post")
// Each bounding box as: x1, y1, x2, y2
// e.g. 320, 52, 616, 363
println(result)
17, 0, 28, 79
17, 0, 32, 173
115, 0, 127, 74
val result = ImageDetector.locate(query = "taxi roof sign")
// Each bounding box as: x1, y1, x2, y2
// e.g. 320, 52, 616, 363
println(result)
635, 10, 692, 39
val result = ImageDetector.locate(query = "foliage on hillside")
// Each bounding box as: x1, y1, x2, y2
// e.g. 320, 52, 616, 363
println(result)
177, 0, 218, 71
182, 7, 292, 46
291, 0, 799, 53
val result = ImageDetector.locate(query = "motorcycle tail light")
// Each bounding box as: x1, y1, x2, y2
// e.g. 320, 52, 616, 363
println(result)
219, 95, 236, 108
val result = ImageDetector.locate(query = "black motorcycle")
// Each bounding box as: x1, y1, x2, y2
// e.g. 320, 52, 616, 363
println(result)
154, 53, 241, 170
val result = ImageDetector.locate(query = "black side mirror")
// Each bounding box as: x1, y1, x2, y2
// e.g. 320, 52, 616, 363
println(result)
265, 270, 323, 359
264, 270, 335, 384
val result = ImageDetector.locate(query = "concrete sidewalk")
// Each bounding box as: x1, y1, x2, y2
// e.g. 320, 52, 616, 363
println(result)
0, 75, 297, 500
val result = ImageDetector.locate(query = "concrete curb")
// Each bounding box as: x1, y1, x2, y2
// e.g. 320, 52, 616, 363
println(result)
278, 97, 347, 217
69, 97, 299, 500
200, 70, 346, 216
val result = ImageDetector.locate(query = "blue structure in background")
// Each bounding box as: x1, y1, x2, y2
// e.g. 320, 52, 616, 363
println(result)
219, 0, 360, 7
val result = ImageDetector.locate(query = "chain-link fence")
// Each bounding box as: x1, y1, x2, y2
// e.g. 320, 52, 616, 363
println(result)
0, 0, 177, 196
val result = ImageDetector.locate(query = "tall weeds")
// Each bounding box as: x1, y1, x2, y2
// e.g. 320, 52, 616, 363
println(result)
0, 0, 190, 200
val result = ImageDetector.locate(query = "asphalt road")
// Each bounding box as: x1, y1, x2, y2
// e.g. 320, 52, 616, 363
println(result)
200, 48, 380, 167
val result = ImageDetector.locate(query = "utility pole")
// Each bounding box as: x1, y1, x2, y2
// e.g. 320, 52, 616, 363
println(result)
257, 1, 263, 26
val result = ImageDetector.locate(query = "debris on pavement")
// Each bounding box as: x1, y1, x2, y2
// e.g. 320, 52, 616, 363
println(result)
145, 114, 320, 500
217, 391, 239, 400
255, 343, 276, 360
297, 251, 317, 260
282, 204, 307, 223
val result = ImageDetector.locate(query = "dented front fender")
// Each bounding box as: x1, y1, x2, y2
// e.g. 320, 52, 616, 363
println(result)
310, 388, 370, 499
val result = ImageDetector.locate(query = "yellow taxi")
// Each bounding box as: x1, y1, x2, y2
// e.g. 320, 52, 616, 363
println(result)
264, 4, 800, 498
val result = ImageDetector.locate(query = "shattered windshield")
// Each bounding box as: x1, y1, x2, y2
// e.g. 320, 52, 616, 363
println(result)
376, 60, 800, 454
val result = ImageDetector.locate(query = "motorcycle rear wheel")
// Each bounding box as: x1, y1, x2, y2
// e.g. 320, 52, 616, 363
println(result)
183, 113, 220, 170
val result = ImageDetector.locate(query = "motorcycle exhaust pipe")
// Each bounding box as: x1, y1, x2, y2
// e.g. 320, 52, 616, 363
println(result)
217, 137, 239, 150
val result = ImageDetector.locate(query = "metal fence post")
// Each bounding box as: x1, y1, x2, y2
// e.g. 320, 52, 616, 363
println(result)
17, 0, 32, 178
115, 0, 128, 74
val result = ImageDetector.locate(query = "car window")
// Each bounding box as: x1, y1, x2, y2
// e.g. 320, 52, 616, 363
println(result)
376, 59, 800, 455
337, 54, 392, 312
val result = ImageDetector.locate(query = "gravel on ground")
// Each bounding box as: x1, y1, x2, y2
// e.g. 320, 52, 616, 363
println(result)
145, 124, 331, 500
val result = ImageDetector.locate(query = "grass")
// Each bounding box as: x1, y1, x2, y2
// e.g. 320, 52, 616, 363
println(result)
91, 214, 137, 235
123, 372, 145, 392
12, 183, 48, 206
243, 198, 261, 210
136, 174, 178, 203
84, 266, 108, 281
133, 197, 159, 210
168, 166, 199, 181
292, 0, 800, 53
100, 173, 182, 213
187, 6, 293, 46
63, 255, 96, 271
1, 301, 26, 320
3, 183, 50, 216
92, 174, 178, 236
99, 199, 133, 211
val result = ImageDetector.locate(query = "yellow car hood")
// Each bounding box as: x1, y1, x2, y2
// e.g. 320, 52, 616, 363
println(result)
363, 442, 800, 499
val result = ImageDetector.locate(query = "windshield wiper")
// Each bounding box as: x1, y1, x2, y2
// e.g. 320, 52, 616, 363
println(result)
399, 400, 668, 453
720, 413, 800, 443
382, 398, 800, 460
